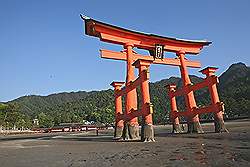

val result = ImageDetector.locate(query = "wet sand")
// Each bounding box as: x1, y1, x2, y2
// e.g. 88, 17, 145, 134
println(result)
0, 120, 250, 167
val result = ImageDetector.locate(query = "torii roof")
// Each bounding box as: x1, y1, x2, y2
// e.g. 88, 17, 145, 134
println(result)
81, 15, 212, 54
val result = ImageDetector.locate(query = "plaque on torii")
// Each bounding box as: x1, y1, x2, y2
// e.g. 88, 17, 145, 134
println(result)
80, 15, 227, 140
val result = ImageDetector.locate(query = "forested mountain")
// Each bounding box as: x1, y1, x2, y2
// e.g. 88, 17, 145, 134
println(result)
1, 62, 249, 128
218, 63, 250, 118
11, 91, 89, 116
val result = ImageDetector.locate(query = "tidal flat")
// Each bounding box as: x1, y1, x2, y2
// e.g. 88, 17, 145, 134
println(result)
0, 120, 250, 167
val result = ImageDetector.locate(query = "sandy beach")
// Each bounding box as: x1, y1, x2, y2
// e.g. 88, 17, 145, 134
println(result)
0, 120, 250, 167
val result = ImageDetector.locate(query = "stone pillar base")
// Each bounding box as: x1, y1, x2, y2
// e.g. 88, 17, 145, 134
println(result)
172, 123, 183, 134
214, 118, 229, 133
113, 126, 124, 140
128, 124, 140, 140
187, 121, 204, 133
141, 124, 155, 142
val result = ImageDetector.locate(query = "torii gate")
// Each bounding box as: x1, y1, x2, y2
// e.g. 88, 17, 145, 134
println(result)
80, 15, 228, 141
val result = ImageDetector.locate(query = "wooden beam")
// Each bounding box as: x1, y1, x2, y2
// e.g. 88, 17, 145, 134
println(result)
169, 76, 218, 98
115, 70, 147, 97
173, 103, 223, 118
100, 49, 201, 68
137, 42, 202, 54
99, 32, 204, 54
117, 103, 153, 121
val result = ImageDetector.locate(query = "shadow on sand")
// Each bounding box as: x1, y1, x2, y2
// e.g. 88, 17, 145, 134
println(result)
39, 134, 144, 143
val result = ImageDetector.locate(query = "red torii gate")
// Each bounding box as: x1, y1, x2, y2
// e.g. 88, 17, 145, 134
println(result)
80, 15, 227, 141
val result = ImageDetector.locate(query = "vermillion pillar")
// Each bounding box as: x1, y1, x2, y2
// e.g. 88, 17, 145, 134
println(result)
111, 81, 125, 139
134, 59, 155, 142
200, 67, 228, 133
167, 84, 182, 133
177, 51, 203, 133
124, 43, 139, 140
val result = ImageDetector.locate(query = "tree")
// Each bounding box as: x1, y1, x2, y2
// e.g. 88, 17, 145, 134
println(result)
38, 112, 54, 128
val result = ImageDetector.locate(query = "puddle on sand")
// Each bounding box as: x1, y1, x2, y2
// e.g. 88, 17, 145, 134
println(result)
140, 149, 150, 152
169, 155, 188, 161
194, 147, 207, 165
181, 141, 209, 165
235, 146, 250, 150
0, 144, 50, 149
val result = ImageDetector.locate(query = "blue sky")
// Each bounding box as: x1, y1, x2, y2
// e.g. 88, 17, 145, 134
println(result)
1, 0, 250, 102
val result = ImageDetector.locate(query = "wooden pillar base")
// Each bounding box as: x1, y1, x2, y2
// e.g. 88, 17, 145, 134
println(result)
141, 124, 155, 142
120, 122, 140, 140
122, 123, 130, 140
214, 118, 229, 133
187, 121, 204, 133
172, 123, 183, 134
128, 124, 140, 140
113, 126, 124, 140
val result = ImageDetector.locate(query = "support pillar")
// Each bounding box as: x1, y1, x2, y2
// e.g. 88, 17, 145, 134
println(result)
200, 67, 228, 133
124, 43, 139, 140
134, 59, 155, 142
177, 51, 203, 133
111, 82, 125, 139
167, 84, 182, 133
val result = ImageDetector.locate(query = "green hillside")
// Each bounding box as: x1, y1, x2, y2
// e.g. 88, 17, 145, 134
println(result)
219, 63, 250, 118
1, 62, 249, 129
